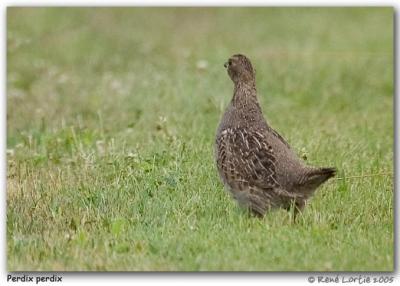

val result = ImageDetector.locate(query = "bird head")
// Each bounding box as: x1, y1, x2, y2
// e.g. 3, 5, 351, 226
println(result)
224, 54, 256, 85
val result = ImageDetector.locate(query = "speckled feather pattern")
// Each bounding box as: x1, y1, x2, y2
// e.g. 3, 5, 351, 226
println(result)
215, 54, 336, 217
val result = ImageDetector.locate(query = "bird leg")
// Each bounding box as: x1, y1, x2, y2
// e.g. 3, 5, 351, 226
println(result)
288, 199, 306, 223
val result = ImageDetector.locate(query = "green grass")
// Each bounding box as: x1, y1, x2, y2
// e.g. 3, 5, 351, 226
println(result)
7, 7, 393, 271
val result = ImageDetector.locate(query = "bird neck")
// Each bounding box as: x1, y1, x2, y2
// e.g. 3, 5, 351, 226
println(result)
232, 81, 259, 108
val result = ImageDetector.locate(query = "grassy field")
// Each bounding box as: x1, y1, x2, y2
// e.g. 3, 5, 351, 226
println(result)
7, 8, 393, 271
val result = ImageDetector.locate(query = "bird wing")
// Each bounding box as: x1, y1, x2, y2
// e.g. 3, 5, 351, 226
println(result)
216, 127, 280, 191
268, 126, 291, 149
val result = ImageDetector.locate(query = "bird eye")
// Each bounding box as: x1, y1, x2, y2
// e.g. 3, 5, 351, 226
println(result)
228, 60, 232, 66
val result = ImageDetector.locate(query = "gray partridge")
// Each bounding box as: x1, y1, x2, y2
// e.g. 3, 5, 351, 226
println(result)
215, 54, 336, 217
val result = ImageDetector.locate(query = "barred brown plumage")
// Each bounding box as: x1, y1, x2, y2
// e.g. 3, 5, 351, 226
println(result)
215, 54, 336, 218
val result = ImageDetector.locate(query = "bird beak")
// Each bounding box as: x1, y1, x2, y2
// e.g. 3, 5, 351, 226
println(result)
224, 62, 228, 68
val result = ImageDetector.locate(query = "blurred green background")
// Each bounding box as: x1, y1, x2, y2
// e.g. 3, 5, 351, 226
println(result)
7, 8, 393, 271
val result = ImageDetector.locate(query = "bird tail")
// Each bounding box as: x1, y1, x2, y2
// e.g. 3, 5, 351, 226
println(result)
302, 167, 337, 189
